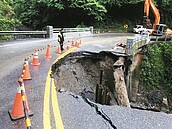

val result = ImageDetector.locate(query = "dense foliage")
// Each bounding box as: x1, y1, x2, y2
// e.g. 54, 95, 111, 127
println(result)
140, 42, 172, 103
13, 0, 108, 29
0, 0, 19, 31
157, 0, 172, 27
0, 0, 172, 30
12, 0, 172, 30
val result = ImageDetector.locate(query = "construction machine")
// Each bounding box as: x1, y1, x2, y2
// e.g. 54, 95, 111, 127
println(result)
143, 0, 172, 36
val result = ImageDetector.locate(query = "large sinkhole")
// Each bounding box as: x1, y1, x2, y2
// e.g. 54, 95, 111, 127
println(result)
51, 51, 171, 114
51, 51, 129, 105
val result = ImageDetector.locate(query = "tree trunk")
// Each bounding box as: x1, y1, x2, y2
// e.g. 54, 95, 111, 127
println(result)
167, 95, 172, 111
113, 57, 130, 107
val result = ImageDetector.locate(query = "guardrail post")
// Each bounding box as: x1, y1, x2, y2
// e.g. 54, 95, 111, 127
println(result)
126, 38, 134, 55
89, 26, 93, 34
46, 26, 53, 38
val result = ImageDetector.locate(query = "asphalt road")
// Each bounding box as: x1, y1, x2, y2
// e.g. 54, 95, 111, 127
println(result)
0, 38, 59, 129
56, 34, 172, 129
0, 33, 131, 129
1, 33, 171, 129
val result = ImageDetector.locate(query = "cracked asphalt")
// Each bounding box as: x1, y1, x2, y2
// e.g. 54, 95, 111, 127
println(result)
0, 33, 130, 129
57, 91, 172, 129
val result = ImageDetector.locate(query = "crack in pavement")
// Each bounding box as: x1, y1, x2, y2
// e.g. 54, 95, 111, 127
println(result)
69, 93, 79, 99
82, 97, 117, 129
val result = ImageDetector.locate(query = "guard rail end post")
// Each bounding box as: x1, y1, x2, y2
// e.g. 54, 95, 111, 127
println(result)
46, 26, 53, 38
90, 26, 93, 34
126, 38, 134, 55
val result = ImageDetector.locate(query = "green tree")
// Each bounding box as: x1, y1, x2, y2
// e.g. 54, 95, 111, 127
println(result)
105, 0, 143, 6
140, 44, 164, 90
160, 42, 172, 109
13, 0, 172, 30
140, 42, 172, 109
14, 0, 107, 29
0, 0, 19, 31
76, 0, 107, 21
157, 0, 172, 27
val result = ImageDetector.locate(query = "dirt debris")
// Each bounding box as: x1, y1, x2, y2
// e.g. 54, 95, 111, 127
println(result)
52, 51, 127, 104
113, 57, 130, 107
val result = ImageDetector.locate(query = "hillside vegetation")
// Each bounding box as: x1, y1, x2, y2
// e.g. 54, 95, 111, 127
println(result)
12, 0, 172, 30
0, 0, 172, 31
140, 42, 172, 110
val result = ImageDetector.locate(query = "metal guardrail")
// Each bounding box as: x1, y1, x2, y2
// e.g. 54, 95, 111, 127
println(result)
151, 35, 172, 41
0, 26, 94, 39
93, 29, 117, 34
53, 26, 93, 33
0, 31, 47, 35
126, 34, 150, 55
53, 26, 93, 38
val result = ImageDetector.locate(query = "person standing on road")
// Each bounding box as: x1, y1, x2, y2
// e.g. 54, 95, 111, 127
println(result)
58, 28, 64, 51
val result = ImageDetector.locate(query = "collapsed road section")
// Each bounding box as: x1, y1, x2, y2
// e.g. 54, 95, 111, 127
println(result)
51, 51, 131, 129
51, 50, 172, 129
52, 51, 130, 106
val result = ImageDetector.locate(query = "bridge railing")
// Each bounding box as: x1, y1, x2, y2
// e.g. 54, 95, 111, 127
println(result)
0, 30, 47, 39
0, 31, 47, 35
0, 26, 52, 38
151, 34, 172, 41
126, 33, 150, 55
52, 26, 93, 38
0, 26, 94, 39
53, 27, 93, 33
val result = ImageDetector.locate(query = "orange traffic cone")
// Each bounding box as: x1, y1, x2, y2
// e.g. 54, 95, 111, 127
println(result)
21, 58, 31, 80
72, 40, 75, 47
8, 85, 33, 120
57, 45, 61, 54
66, 44, 70, 51
45, 45, 51, 59
31, 50, 40, 66
75, 41, 79, 47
